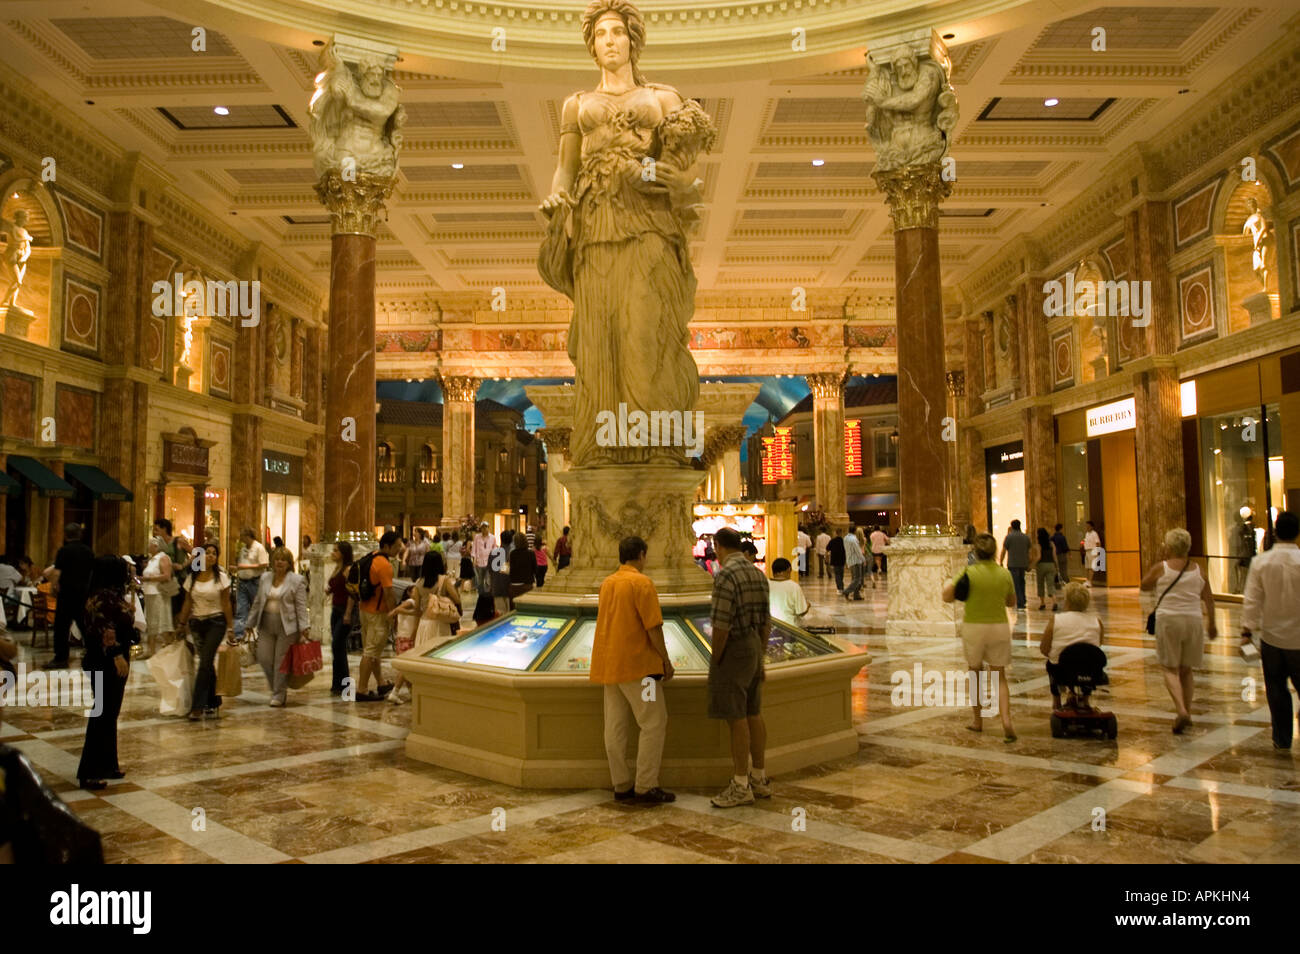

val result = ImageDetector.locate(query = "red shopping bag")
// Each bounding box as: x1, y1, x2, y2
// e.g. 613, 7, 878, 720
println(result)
279, 641, 323, 676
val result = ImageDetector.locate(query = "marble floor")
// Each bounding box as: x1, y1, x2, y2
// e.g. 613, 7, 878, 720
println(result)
3, 576, 1296, 864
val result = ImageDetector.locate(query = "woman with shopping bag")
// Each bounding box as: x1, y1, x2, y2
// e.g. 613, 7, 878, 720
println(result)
139, 536, 176, 658
174, 542, 234, 722
245, 547, 310, 708
386, 551, 460, 706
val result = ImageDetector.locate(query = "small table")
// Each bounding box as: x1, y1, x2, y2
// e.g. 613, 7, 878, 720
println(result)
11, 587, 36, 625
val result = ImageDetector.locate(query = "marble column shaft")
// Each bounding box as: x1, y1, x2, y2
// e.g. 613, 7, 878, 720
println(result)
1134, 365, 1186, 569
324, 234, 377, 537
893, 224, 950, 527
1124, 200, 1176, 358
440, 376, 478, 529
806, 374, 848, 525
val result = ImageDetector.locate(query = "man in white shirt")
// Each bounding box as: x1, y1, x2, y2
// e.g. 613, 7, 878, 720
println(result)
795, 527, 811, 576
234, 527, 269, 640
814, 530, 831, 579
0, 560, 21, 594
869, 526, 889, 578
1242, 510, 1300, 750
471, 522, 495, 595
1082, 521, 1102, 586
767, 558, 809, 625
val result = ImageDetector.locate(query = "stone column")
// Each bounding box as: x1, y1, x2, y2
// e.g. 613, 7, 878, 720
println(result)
439, 376, 478, 532
701, 425, 748, 502
806, 373, 849, 527
536, 426, 572, 534
945, 370, 968, 531
309, 35, 401, 544
866, 28, 965, 635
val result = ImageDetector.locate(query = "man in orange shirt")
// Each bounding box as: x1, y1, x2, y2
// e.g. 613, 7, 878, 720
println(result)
591, 536, 674, 804
356, 531, 400, 702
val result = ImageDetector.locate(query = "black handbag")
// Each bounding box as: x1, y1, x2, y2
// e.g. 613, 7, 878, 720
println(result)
1146, 562, 1189, 634
953, 571, 971, 602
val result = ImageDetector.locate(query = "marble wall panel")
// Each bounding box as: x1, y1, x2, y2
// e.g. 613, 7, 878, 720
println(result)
55, 190, 103, 259
55, 384, 95, 449
61, 275, 100, 357
0, 372, 36, 440
1177, 263, 1217, 344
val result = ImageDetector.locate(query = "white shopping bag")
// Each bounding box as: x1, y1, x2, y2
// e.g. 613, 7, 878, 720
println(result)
147, 639, 195, 716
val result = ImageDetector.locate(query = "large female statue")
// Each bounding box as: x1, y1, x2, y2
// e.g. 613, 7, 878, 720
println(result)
539, 0, 715, 468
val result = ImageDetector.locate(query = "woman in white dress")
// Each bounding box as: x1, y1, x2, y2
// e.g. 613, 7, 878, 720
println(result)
388, 551, 461, 705
139, 536, 175, 657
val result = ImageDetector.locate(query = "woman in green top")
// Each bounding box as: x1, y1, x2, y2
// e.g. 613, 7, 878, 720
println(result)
943, 532, 1017, 741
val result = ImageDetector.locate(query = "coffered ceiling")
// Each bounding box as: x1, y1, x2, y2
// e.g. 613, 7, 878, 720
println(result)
0, 0, 1291, 309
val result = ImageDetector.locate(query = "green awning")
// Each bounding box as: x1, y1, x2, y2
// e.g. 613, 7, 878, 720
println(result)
6, 456, 74, 498
64, 463, 133, 502
0, 472, 18, 496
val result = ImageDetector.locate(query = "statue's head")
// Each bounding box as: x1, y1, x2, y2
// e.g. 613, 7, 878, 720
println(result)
891, 48, 920, 90
358, 59, 386, 97
11, 209, 27, 226
1245, 197, 1260, 213
582, 0, 646, 80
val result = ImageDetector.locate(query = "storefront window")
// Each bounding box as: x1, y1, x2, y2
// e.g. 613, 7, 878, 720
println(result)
1059, 441, 1090, 578
263, 492, 301, 563
985, 442, 1025, 538
1200, 404, 1282, 593
163, 485, 196, 544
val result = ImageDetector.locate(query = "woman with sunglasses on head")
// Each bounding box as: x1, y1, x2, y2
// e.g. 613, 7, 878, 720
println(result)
174, 541, 234, 722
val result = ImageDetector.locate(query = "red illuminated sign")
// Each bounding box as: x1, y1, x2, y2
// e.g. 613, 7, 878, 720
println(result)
844, 420, 863, 477
761, 426, 794, 484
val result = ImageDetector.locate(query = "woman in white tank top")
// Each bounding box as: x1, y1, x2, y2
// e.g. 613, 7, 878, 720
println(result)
1140, 528, 1217, 734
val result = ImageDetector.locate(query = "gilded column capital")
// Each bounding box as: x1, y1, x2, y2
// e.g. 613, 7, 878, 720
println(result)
946, 369, 965, 397
537, 426, 572, 457
872, 163, 951, 231
314, 171, 396, 237
440, 375, 480, 403
805, 372, 846, 400
700, 424, 749, 466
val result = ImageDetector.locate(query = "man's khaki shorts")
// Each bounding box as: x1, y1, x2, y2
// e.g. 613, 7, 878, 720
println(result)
360, 611, 390, 660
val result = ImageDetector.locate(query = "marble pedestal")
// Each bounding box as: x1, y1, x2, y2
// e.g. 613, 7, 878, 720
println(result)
1242, 291, 1273, 326
0, 305, 34, 337
884, 533, 967, 637
540, 463, 713, 599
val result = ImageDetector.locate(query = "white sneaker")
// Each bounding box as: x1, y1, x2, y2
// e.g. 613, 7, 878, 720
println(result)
711, 778, 755, 808
388, 691, 407, 705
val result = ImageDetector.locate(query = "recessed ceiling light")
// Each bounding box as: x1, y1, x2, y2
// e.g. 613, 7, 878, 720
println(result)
1043, 98, 1059, 107
10, 192, 17, 199
451, 162, 464, 170
811, 159, 825, 167
213, 106, 230, 116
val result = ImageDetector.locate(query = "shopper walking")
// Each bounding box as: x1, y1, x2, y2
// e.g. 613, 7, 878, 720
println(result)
815, 529, 830, 579
404, 527, 430, 581
999, 519, 1032, 610
796, 525, 811, 576
327, 541, 355, 696
1051, 524, 1071, 589
534, 538, 550, 588
75, 556, 140, 790
843, 526, 867, 601
555, 526, 572, 571
827, 529, 846, 593
592, 535, 675, 804
139, 536, 176, 657
444, 533, 463, 581
1140, 528, 1216, 733
1083, 521, 1102, 586
1034, 527, 1058, 611
509, 531, 537, 607
870, 526, 890, 578
388, 551, 460, 705
708, 527, 772, 807
246, 547, 311, 708
1242, 511, 1300, 749
174, 541, 234, 721
471, 522, 494, 595
356, 532, 400, 701
233, 528, 268, 641
942, 532, 1017, 741
46, 522, 94, 669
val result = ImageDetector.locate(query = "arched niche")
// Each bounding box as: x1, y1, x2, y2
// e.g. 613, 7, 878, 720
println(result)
0, 172, 64, 342
1217, 173, 1280, 329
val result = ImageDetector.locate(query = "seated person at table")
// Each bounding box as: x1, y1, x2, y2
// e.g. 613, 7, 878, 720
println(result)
1039, 582, 1104, 709
0, 559, 21, 594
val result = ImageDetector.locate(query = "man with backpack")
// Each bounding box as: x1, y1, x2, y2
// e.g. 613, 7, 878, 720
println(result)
354, 532, 400, 701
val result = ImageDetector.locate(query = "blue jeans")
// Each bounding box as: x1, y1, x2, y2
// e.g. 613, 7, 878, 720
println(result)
1009, 567, 1027, 608
234, 577, 259, 638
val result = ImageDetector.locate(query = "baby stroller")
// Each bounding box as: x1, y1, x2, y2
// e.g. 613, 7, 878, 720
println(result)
1048, 643, 1117, 739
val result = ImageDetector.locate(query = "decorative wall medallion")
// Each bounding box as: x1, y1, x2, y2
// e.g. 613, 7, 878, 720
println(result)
209, 339, 231, 398
62, 276, 100, 357
146, 316, 165, 372
54, 191, 104, 259
1051, 328, 1074, 389
1172, 176, 1223, 248
1178, 264, 1216, 343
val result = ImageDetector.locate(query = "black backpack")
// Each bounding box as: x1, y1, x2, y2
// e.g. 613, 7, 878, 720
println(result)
352, 553, 378, 603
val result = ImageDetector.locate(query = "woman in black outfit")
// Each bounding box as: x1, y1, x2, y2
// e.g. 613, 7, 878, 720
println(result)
508, 531, 537, 608
327, 541, 355, 695
77, 555, 139, 791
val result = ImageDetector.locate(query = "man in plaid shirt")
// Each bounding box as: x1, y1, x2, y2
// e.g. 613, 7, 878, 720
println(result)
708, 526, 772, 808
